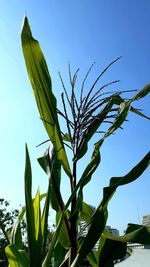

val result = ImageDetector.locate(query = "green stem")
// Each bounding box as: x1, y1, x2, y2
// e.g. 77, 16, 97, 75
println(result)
69, 160, 77, 265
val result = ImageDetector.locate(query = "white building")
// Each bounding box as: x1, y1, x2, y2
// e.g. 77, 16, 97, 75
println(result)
106, 225, 119, 236
142, 214, 150, 226
78, 213, 119, 251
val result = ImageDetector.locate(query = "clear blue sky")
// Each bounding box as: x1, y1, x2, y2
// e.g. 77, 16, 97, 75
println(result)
0, 1, 150, 233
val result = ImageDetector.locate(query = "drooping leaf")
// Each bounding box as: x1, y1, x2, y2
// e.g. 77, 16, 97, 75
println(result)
21, 16, 71, 177
76, 87, 150, 210
97, 223, 150, 266
98, 235, 127, 267
104, 100, 131, 138
113, 94, 150, 119
71, 151, 150, 267
76, 82, 150, 162
125, 223, 150, 244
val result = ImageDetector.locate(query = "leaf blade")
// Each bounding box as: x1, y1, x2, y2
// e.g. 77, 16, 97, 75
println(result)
21, 16, 71, 177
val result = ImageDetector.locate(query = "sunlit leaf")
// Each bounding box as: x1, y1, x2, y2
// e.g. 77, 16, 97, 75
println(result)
33, 188, 42, 264
5, 244, 29, 267
21, 17, 71, 177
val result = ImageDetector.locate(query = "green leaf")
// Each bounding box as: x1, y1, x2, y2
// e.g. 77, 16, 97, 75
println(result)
79, 140, 102, 188
76, 82, 150, 162
10, 223, 23, 249
56, 211, 70, 249
87, 250, 98, 267
40, 146, 71, 257
104, 100, 131, 138
33, 189, 42, 241
98, 235, 127, 267
62, 133, 71, 142
5, 244, 29, 267
71, 151, 150, 267
130, 105, 150, 119
33, 188, 42, 264
21, 16, 71, 177
24, 144, 37, 266
96, 223, 150, 266
113, 94, 150, 119
76, 101, 114, 160
53, 242, 66, 267
24, 145, 43, 267
43, 142, 102, 265
80, 202, 95, 222
125, 223, 150, 244
40, 146, 62, 254
100, 224, 150, 245
132, 82, 150, 101
75, 140, 102, 214
71, 208, 107, 267
10, 194, 46, 249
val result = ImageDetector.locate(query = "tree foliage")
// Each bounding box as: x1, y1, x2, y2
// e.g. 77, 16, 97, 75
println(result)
0, 199, 20, 267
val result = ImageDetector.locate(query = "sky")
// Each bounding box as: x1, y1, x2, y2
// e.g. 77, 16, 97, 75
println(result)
0, 0, 150, 234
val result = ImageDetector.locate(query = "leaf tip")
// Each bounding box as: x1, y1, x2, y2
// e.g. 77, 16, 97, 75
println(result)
21, 15, 32, 38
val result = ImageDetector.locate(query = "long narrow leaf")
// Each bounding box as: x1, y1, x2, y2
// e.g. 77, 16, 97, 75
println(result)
21, 17, 71, 177
39, 146, 71, 255
33, 188, 42, 266
24, 144, 37, 267
132, 82, 150, 101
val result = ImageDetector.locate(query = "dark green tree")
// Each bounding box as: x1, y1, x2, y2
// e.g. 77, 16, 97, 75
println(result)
0, 199, 19, 267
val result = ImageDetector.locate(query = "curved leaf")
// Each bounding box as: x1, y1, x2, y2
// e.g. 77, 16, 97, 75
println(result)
71, 151, 150, 267
98, 235, 127, 267
97, 223, 150, 266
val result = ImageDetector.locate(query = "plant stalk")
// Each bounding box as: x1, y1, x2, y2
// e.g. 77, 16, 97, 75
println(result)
69, 159, 77, 265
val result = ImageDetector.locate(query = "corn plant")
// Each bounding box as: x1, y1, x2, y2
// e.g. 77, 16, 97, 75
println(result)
5, 17, 150, 267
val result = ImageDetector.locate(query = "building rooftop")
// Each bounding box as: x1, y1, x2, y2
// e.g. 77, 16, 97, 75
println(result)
115, 248, 150, 267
